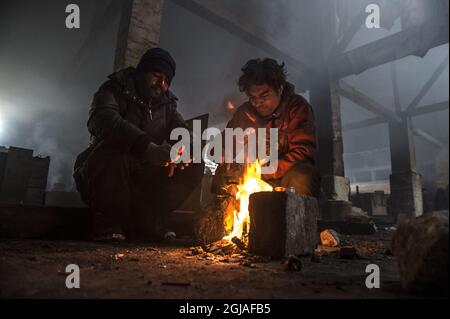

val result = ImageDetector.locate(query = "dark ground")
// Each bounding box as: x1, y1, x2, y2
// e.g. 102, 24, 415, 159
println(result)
0, 230, 422, 299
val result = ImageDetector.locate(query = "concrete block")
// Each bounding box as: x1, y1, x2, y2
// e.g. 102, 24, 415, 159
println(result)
248, 191, 319, 257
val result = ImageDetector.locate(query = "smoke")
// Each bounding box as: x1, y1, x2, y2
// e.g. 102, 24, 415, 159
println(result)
0, 0, 117, 191
0, 0, 448, 192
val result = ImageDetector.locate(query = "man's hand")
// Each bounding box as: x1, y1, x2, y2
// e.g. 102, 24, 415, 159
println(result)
163, 145, 193, 177
145, 142, 172, 166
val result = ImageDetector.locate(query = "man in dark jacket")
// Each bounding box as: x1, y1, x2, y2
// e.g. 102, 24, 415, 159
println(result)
220, 58, 320, 198
74, 48, 197, 241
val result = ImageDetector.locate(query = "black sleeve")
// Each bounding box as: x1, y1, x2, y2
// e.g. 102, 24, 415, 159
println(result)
87, 83, 148, 154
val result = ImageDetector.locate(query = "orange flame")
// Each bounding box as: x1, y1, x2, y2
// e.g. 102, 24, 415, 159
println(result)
224, 162, 273, 242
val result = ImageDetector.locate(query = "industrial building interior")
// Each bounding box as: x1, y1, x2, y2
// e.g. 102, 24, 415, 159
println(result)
0, 0, 448, 299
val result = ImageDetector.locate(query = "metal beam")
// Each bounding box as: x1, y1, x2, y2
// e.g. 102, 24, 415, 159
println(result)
390, 62, 402, 113
413, 128, 445, 148
169, 0, 313, 90
405, 54, 449, 113
332, 20, 449, 79
337, 81, 403, 123
405, 101, 449, 117
343, 101, 449, 132
342, 116, 385, 131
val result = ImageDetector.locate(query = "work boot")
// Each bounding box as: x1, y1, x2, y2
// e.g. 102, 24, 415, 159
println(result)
91, 212, 126, 242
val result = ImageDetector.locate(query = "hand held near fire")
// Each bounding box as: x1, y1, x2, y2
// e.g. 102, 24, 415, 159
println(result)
165, 144, 193, 177
145, 141, 171, 166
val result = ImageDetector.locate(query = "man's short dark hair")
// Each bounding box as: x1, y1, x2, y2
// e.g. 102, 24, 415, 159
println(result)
238, 58, 287, 93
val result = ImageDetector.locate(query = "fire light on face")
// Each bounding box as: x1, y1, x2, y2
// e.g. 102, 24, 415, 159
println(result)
224, 161, 273, 242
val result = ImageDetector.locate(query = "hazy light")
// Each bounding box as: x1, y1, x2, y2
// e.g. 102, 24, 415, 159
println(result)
0, 108, 3, 139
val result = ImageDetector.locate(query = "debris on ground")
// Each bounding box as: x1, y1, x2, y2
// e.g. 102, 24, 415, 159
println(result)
286, 255, 303, 272
320, 229, 340, 247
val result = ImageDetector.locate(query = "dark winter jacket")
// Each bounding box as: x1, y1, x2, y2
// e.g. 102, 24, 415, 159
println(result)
74, 67, 189, 173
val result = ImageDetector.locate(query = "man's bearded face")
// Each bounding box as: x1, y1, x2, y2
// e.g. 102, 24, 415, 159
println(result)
247, 83, 283, 117
145, 72, 169, 99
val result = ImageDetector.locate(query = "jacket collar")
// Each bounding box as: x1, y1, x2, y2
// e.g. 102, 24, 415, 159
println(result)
269, 82, 295, 120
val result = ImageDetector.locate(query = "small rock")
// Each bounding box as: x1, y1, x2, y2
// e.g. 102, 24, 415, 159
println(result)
114, 253, 125, 260
190, 246, 204, 255
241, 260, 252, 267
392, 211, 449, 295
164, 231, 177, 241
320, 229, 340, 247
287, 255, 303, 272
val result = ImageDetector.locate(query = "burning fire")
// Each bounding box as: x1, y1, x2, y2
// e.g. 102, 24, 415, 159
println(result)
224, 162, 273, 242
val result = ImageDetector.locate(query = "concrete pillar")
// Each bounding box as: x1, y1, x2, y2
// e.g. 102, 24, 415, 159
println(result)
307, 1, 351, 220
310, 78, 350, 204
310, 2, 348, 195
114, 0, 164, 71
388, 117, 423, 221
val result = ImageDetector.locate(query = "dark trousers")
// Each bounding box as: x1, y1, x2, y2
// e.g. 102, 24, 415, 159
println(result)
266, 163, 321, 199
74, 144, 203, 238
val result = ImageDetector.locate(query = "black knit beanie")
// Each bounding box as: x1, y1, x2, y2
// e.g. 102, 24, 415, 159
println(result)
136, 48, 176, 84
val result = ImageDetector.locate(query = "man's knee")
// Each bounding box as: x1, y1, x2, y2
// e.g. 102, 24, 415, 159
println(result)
75, 146, 133, 204
280, 163, 321, 198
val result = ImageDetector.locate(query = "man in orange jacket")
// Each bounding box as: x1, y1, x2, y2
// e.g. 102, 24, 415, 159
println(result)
223, 58, 320, 198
